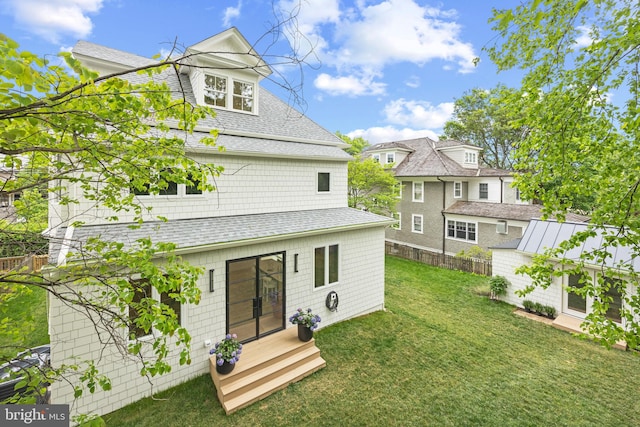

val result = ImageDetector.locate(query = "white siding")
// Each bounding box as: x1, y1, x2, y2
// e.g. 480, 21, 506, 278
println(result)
60, 156, 348, 226
492, 248, 562, 313
49, 227, 386, 417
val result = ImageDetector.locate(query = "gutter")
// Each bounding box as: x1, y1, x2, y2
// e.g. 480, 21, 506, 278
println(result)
437, 176, 446, 255
499, 177, 504, 203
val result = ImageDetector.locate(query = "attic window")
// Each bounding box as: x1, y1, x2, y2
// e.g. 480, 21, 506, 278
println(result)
204, 75, 227, 107
464, 151, 477, 164
233, 81, 254, 112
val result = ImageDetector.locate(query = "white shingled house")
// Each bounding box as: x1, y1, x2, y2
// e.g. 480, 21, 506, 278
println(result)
47, 28, 393, 416
492, 219, 633, 348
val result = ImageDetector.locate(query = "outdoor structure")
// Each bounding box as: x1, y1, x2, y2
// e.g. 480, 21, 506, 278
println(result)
47, 28, 393, 417
366, 138, 550, 255
492, 219, 632, 346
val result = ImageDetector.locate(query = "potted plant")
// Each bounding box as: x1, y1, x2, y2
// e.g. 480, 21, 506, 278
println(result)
210, 333, 243, 375
289, 308, 321, 342
544, 305, 557, 319
533, 302, 545, 316
489, 275, 510, 300
522, 300, 534, 313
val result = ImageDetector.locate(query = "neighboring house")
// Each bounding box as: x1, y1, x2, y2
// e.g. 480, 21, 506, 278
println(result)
47, 28, 393, 417
493, 219, 633, 335
366, 138, 585, 256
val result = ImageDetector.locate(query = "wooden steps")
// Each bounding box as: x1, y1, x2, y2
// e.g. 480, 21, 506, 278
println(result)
209, 327, 326, 414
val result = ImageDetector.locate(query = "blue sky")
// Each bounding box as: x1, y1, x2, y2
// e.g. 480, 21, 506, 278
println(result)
0, 0, 524, 144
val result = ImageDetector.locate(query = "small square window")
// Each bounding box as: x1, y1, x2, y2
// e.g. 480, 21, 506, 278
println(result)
318, 172, 330, 192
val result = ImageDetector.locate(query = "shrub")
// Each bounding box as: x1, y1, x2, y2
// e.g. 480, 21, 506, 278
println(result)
489, 275, 510, 299
543, 305, 557, 319
533, 302, 545, 314
522, 300, 534, 312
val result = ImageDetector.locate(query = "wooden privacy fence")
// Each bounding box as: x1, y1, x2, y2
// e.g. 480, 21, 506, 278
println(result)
385, 242, 492, 276
0, 254, 49, 273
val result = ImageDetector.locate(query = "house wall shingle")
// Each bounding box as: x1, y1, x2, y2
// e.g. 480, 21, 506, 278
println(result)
49, 227, 386, 417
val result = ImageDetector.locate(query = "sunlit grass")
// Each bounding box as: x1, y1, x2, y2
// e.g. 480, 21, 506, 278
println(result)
104, 256, 640, 426
0, 285, 49, 361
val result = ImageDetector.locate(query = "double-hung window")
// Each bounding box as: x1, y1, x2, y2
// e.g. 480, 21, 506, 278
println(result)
314, 245, 339, 288
454, 182, 462, 198
392, 212, 401, 230
412, 214, 423, 233
386, 152, 395, 164
204, 75, 227, 107
413, 182, 423, 202
233, 81, 254, 112
479, 183, 488, 200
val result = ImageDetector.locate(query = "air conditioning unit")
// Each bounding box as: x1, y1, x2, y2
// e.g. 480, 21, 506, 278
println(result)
496, 220, 507, 234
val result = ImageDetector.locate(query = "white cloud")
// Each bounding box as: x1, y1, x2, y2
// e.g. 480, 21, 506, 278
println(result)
3, 0, 103, 43
405, 76, 420, 89
314, 71, 386, 96
347, 126, 439, 145
575, 25, 598, 48
383, 98, 454, 129
223, 1, 242, 27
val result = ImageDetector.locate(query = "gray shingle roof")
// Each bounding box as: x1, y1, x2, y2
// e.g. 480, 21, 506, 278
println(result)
71, 41, 345, 148
444, 201, 590, 223
368, 138, 511, 178
52, 208, 393, 263
516, 219, 640, 270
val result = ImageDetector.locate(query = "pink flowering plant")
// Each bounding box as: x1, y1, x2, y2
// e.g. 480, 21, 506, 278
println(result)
210, 333, 243, 366
289, 308, 321, 330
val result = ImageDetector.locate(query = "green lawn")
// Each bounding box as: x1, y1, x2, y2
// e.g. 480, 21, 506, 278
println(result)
104, 256, 640, 426
0, 285, 49, 361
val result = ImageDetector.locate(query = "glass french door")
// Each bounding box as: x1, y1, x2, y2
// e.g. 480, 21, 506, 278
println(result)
226, 252, 285, 342
565, 273, 588, 317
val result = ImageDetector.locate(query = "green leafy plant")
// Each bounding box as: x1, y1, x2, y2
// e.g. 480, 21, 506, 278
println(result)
522, 300, 534, 312
543, 305, 557, 319
533, 302, 545, 315
489, 275, 510, 300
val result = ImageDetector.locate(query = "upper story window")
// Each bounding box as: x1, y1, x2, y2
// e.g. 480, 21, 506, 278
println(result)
129, 278, 182, 340
392, 212, 401, 230
413, 182, 423, 202
386, 152, 395, 164
204, 75, 227, 107
318, 172, 330, 192
233, 81, 254, 112
464, 151, 477, 164
372, 154, 380, 163
204, 74, 254, 113
454, 182, 462, 198
479, 183, 488, 200
515, 187, 521, 201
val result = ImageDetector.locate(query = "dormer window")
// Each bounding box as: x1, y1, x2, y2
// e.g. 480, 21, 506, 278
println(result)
204, 74, 254, 113
204, 75, 227, 107
464, 151, 477, 164
233, 81, 254, 112
386, 152, 395, 164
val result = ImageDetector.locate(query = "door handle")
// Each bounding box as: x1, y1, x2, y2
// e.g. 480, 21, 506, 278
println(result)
258, 296, 263, 316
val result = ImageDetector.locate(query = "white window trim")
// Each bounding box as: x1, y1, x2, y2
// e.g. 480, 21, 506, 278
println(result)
392, 212, 401, 230
464, 151, 477, 164
317, 171, 331, 193
445, 219, 478, 243
386, 152, 395, 164
313, 244, 340, 289
454, 181, 462, 199
202, 74, 258, 115
203, 73, 228, 108
412, 214, 423, 234
127, 277, 182, 341
372, 153, 380, 163
479, 183, 489, 200
412, 182, 424, 202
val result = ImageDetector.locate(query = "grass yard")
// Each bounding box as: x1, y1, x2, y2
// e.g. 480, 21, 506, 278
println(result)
104, 256, 640, 426
0, 285, 49, 361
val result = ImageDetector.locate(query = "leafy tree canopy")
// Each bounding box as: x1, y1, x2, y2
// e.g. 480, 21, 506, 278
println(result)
441, 85, 527, 170
336, 131, 369, 156
488, 0, 640, 348
348, 158, 399, 216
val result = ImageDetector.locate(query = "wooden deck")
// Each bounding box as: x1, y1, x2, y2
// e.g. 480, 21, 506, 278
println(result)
209, 327, 326, 414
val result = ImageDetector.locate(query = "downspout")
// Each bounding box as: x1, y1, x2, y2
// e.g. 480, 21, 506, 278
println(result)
499, 176, 504, 203
437, 176, 446, 255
